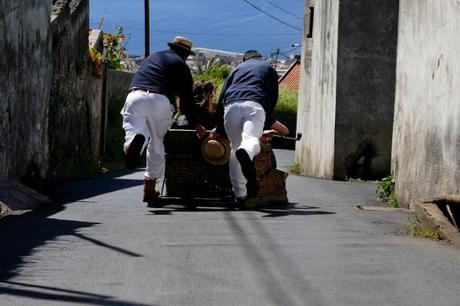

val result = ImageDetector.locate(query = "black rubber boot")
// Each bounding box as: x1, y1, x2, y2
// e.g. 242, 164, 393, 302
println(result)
236, 148, 257, 199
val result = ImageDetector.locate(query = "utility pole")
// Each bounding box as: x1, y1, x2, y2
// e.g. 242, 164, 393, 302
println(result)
144, 0, 150, 58
274, 48, 280, 69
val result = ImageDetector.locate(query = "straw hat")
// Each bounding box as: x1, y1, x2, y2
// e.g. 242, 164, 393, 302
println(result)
168, 36, 195, 55
201, 135, 231, 166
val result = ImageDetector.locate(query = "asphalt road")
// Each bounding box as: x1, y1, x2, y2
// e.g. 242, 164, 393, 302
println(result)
1, 150, 459, 306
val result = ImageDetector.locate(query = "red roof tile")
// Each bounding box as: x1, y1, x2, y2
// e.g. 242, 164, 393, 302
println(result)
279, 60, 300, 91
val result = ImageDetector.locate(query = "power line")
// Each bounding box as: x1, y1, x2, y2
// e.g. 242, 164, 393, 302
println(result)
262, 0, 303, 20
153, 30, 299, 37
241, 0, 302, 31
90, 23, 300, 37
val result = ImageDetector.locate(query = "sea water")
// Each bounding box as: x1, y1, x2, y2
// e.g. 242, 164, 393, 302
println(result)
90, 0, 304, 56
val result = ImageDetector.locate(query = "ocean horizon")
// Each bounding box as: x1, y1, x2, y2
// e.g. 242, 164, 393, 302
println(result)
90, 0, 305, 57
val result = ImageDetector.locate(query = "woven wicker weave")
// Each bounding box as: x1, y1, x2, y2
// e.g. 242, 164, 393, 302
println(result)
163, 130, 288, 203
164, 129, 232, 198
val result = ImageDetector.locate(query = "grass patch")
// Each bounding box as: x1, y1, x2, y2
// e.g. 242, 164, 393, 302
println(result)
407, 217, 441, 240
274, 88, 298, 149
376, 174, 399, 208
277, 87, 298, 114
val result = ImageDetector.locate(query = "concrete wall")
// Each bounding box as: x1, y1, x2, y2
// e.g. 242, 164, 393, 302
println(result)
392, 0, 460, 209
296, 0, 398, 180
334, 0, 399, 179
296, 0, 339, 179
107, 70, 134, 104
105, 69, 135, 161
0, 0, 52, 181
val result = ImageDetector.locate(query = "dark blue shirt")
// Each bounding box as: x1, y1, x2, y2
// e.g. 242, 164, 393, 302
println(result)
215, 58, 279, 135
129, 49, 199, 126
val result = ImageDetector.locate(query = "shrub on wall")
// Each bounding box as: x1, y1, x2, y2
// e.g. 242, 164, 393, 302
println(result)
89, 47, 103, 78
103, 27, 126, 70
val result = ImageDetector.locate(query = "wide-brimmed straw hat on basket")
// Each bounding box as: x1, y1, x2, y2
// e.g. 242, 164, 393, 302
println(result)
168, 36, 195, 55
201, 135, 231, 166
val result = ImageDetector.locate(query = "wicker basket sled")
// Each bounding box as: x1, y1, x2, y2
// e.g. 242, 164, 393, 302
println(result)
162, 129, 288, 208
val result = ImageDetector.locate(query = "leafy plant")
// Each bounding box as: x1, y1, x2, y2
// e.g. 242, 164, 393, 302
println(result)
103, 27, 126, 70
376, 174, 399, 208
289, 162, 300, 175
89, 47, 103, 78
193, 64, 232, 91
407, 217, 441, 240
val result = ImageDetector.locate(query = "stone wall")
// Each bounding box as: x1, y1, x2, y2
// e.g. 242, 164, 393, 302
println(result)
49, 0, 96, 177
0, 0, 52, 181
1, 0, 102, 184
296, 0, 399, 180
392, 1, 460, 209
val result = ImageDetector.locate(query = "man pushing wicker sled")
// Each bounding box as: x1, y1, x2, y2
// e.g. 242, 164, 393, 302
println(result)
209, 50, 289, 208
120, 36, 206, 204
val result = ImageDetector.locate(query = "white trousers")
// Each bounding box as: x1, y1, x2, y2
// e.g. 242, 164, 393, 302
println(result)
224, 101, 265, 198
121, 91, 175, 180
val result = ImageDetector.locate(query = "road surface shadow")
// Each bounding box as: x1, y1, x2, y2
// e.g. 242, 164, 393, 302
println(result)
48, 169, 143, 204
0, 280, 153, 306
145, 200, 336, 218
0, 205, 97, 281
0, 203, 147, 305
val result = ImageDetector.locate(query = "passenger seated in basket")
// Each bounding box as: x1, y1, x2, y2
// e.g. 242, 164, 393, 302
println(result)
174, 80, 217, 130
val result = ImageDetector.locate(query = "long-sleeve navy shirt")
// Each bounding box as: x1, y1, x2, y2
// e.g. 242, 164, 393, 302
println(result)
215, 58, 279, 135
129, 49, 199, 126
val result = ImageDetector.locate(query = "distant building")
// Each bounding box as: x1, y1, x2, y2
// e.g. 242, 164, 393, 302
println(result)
188, 48, 243, 72
278, 59, 301, 91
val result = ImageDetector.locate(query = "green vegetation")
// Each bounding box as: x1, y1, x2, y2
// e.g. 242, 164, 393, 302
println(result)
104, 27, 126, 70
275, 88, 298, 147
277, 87, 298, 114
289, 162, 300, 175
193, 64, 232, 88
89, 47, 104, 78
89, 27, 126, 77
407, 217, 441, 240
376, 174, 399, 208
